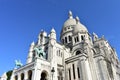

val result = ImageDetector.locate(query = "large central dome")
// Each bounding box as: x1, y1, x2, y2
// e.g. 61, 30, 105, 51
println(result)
61, 11, 88, 36
63, 18, 76, 28
61, 11, 76, 35
63, 11, 76, 28
60, 11, 89, 46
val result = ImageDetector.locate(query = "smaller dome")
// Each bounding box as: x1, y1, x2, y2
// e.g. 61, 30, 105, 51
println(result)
73, 23, 88, 34
73, 17, 88, 34
63, 18, 76, 27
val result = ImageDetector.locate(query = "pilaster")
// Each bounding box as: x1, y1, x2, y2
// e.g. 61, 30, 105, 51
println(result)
24, 71, 28, 80
79, 56, 92, 80
95, 56, 109, 80
32, 58, 41, 80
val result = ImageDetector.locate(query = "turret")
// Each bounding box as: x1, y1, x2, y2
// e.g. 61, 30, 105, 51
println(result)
47, 28, 57, 62
0, 72, 7, 80
50, 28, 56, 40
47, 28, 58, 80
38, 30, 47, 45
93, 32, 99, 41
26, 41, 35, 64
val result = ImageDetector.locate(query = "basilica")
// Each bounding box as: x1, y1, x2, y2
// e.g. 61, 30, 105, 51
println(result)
1, 11, 120, 80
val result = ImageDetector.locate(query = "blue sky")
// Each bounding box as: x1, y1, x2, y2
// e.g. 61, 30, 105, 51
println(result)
0, 0, 120, 76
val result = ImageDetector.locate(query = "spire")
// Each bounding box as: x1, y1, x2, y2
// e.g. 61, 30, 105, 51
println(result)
41, 29, 44, 32
75, 16, 80, 24
101, 35, 105, 39
69, 10, 73, 19
50, 28, 56, 40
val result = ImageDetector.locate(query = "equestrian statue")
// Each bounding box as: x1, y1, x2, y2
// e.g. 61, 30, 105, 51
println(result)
33, 47, 46, 59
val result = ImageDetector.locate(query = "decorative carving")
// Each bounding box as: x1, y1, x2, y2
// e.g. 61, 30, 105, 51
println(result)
106, 60, 114, 79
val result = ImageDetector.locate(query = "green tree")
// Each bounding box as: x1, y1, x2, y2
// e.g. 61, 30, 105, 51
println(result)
6, 70, 12, 80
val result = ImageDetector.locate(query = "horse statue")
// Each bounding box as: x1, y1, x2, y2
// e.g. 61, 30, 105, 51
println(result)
33, 47, 46, 59
15, 60, 23, 68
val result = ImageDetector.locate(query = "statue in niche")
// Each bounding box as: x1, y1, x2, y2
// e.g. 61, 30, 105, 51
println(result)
106, 60, 114, 79
33, 47, 46, 59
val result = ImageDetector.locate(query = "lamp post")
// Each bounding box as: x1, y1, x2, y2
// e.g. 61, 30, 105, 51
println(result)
51, 67, 55, 80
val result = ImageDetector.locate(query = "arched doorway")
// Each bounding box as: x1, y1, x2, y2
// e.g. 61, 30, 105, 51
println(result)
21, 73, 24, 80
14, 75, 18, 80
40, 71, 48, 80
28, 70, 32, 80
76, 50, 81, 55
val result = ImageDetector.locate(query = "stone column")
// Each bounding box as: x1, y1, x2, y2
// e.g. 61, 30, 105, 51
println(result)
24, 71, 28, 80
97, 56, 109, 80
32, 58, 41, 80
50, 46, 58, 80
111, 64, 117, 80
18, 73, 21, 80
62, 69, 65, 80
79, 56, 92, 80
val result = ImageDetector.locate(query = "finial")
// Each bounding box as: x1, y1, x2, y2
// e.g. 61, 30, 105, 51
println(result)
51, 27, 56, 33
69, 10, 73, 18
41, 29, 44, 32
93, 32, 96, 35
75, 16, 80, 24
93, 32, 98, 41
102, 35, 104, 39
31, 41, 35, 46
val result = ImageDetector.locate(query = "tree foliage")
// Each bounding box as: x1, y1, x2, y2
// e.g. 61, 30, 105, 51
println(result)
6, 70, 12, 80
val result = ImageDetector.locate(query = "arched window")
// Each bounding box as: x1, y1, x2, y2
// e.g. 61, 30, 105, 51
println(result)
14, 75, 18, 80
106, 61, 113, 79
65, 37, 67, 43
57, 50, 59, 56
68, 69, 71, 80
81, 35, 84, 41
76, 50, 81, 55
40, 71, 48, 80
59, 50, 60, 56
74, 36, 79, 43
61, 52, 62, 57
92, 49, 96, 55
77, 67, 80, 78
32, 53, 36, 61
74, 38, 76, 43
62, 39, 64, 44
28, 70, 32, 80
72, 64, 76, 79
21, 73, 24, 80
68, 36, 72, 42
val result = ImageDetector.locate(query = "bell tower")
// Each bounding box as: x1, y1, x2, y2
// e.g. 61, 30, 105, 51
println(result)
26, 41, 35, 64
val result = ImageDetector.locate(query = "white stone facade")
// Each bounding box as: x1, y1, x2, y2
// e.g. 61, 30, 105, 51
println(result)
9, 11, 120, 80
0, 72, 7, 80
